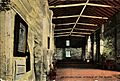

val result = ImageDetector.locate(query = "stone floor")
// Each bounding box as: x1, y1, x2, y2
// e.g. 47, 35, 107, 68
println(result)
56, 68, 120, 81
55, 61, 120, 81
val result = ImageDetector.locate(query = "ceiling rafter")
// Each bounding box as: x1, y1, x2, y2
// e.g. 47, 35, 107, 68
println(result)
96, 8, 110, 17
49, 3, 115, 8
104, 6, 115, 15
50, 3, 85, 8
54, 34, 85, 37
55, 22, 97, 26
54, 32, 91, 35
54, 35, 69, 37
74, 28, 95, 31
104, 8, 115, 16
93, 11, 108, 24
98, 7, 113, 17
112, 0, 120, 7
104, 1, 118, 13
55, 28, 72, 31
81, 15, 108, 19
53, 15, 108, 19
92, 18, 103, 24
70, 0, 89, 35
55, 28, 95, 32
101, 1, 118, 14
89, 18, 99, 24
49, 0, 61, 5
49, 0, 120, 38
87, 3, 114, 8
94, 8, 105, 17
111, 1, 120, 11
71, 35, 85, 37
49, 0, 56, 3
102, 1, 117, 13
77, 23, 97, 26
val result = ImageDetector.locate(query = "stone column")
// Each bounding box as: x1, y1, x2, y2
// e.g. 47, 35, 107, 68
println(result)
0, 10, 14, 81
96, 28, 100, 63
81, 37, 86, 61
90, 34, 94, 62
0, 11, 6, 80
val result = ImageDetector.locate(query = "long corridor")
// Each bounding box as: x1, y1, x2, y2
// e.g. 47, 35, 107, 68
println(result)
1, 0, 120, 81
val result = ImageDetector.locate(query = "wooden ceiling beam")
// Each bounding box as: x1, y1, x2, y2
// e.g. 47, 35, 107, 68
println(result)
71, 32, 91, 35
56, 23, 97, 26
55, 28, 95, 32
54, 32, 70, 35
94, 8, 104, 17
77, 23, 97, 26
54, 35, 69, 37
49, 3, 115, 8
103, 1, 117, 13
70, 0, 90, 35
54, 32, 91, 35
49, 3, 85, 8
74, 28, 95, 31
81, 15, 108, 19
111, 1, 120, 11
98, 7, 113, 17
53, 15, 108, 19
96, 8, 110, 17
49, 3, 114, 8
71, 35, 85, 37
55, 28, 72, 31
87, 3, 113, 8
103, 2, 116, 16
54, 34, 85, 37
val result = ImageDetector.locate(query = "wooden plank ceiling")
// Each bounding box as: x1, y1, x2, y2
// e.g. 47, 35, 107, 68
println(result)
48, 0, 120, 38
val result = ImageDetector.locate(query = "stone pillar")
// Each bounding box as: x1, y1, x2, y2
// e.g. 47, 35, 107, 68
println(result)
90, 34, 94, 62
81, 37, 86, 61
0, 11, 6, 80
96, 29, 100, 63
114, 23, 117, 58
0, 10, 14, 81
86, 36, 92, 60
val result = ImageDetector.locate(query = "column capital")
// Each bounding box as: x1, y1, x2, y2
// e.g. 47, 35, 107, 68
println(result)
0, 0, 11, 11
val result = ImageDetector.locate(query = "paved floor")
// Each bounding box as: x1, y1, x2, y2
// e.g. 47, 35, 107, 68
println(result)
55, 60, 120, 81
55, 68, 120, 81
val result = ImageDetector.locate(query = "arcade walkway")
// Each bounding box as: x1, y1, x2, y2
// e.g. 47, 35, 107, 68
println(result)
1, 0, 120, 81
49, 0, 120, 81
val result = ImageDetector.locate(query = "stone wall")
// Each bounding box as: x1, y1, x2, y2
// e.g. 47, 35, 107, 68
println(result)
0, 0, 54, 81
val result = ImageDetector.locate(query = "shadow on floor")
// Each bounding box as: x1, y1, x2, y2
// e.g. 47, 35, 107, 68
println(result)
56, 59, 120, 72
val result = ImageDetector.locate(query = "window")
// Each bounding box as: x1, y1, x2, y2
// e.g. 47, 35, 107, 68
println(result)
14, 14, 28, 57
66, 40, 70, 46
65, 50, 71, 57
48, 37, 50, 49
14, 14, 30, 72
